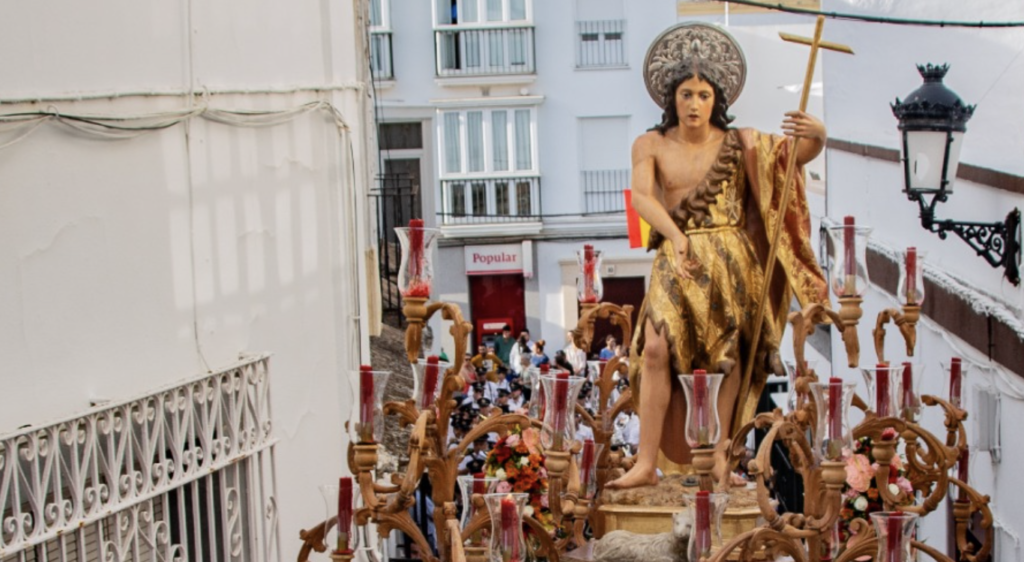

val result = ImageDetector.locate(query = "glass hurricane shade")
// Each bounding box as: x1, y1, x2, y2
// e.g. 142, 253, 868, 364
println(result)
576, 247, 603, 303
320, 481, 360, 554
870, 511, 918, 562
678, 372, 724, 449
485, 493, 529, 562
898, 248, 927, 306
684, 492, 729, 562
825, 222, 873, 298
539, 374, 587, 452
394, 224, 441, 299
860, 365, 907, 419
782, 359, 819, 413
457, 474, 503, 530
354, 369, 392, 444
412, 357, 450, 410
810, 380, 856, 463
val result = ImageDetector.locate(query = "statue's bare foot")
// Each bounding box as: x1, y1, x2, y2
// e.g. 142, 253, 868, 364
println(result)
605, 465, 659, 489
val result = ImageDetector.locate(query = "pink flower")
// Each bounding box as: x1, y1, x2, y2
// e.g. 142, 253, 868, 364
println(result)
896, 477, 913, 494
890, 454, 903, 472
539, 468, 547, 479
496, 481, 512, 494
540, 493, 549, 508
522, 428, 541, 454
506, 434, 520, 448
844, 488, 860, 500
881, 428, 898, 441
845, 454, 873, 493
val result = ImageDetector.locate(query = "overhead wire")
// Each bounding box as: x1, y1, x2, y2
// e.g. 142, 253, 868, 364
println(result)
713, 0, 1024, 28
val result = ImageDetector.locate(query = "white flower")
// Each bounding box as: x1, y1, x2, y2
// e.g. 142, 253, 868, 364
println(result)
853, 496, 868, 511
889, 483, 901, 496
495, 469, 507, 480
518, 456, 529, 467
524, 506, 535, 517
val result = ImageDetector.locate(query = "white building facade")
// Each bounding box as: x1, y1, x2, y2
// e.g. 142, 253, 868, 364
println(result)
0, 1, 378, 560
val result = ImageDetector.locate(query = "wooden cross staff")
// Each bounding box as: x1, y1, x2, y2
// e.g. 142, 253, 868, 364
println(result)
734, 16, 854, 432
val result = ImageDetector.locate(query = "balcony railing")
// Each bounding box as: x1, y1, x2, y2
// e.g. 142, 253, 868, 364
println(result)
576, 20, 627, 69
435, 25, 535, 77
582, 169, 629, 214
370, 30, 394, 80
441, 176, 540, 225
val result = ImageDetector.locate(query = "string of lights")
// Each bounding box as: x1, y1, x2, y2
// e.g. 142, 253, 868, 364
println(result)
714, 0, 1024, 28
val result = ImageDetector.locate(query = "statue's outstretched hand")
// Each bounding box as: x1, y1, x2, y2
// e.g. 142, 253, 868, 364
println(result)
669, 234, 701, 280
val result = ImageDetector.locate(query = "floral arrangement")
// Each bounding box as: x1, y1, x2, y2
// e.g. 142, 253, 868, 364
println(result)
837, 428, 913, 543
484, 425, 554, 531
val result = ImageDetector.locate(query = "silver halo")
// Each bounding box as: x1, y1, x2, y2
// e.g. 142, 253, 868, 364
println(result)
643, 22, 747, 109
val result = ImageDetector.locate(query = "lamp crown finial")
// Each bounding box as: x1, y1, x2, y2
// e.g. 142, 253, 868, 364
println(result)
916, 63, 950, 82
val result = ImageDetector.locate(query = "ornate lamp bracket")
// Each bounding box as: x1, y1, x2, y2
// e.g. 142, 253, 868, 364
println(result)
912, 194, 1020, 286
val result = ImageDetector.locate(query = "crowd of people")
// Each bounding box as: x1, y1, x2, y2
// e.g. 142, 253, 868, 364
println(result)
446, 325, 639, 476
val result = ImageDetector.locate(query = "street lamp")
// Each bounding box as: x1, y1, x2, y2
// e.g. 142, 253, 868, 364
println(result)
891, 63, 1021, 286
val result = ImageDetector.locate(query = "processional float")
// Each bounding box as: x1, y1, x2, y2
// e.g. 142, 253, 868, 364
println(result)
297, 17, 993, 562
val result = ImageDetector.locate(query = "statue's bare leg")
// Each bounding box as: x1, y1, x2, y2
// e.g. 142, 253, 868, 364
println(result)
606, 320, 671, 489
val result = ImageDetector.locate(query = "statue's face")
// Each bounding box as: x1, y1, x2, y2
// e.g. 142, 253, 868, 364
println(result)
674, 75, 716, 129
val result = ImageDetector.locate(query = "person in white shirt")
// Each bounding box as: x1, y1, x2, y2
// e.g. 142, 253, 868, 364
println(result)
507, 383, 526, 412
508, 330, 535, 376
575, 412, 595, 443
563, 331, 588, 375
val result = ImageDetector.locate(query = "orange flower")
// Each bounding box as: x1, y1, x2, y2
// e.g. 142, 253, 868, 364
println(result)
867, 488, 879, 500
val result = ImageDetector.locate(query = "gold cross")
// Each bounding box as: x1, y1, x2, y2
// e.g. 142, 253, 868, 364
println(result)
736, 16, 854, 432
779, 16, 855, 114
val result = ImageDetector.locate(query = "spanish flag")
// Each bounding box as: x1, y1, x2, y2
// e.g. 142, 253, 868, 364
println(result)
624, 190, 650, 249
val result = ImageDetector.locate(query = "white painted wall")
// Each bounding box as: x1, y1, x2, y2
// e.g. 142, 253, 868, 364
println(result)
823, 0, 1024, 557
0, 0, 375, 557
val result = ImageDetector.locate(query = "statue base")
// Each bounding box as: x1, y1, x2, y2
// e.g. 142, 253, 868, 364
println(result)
597, 475, 765, 560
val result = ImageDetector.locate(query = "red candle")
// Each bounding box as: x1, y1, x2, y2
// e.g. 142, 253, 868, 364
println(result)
695, 491, 711, 559
359, 365, 375, 443
500, 494, 521, 562
404, 218, 430, 298
552, 372, 570, 449
337, 477, 353, 553
876, 363, 891, 417
580, 439, 596, 493
905, 247, 918, 305
693, 370, 709, 446
949, 357, 962, 408
828, 377, 843, 447
843, 216, 856, 277
420, 355, 440, 410
886, 512, 902, 562
582, 244, 597, 303
473, 472, 487, 495
901, 362, 915, 419
540, 363, 549, 374
957, 445, 969, 502
598, 360, 606, 380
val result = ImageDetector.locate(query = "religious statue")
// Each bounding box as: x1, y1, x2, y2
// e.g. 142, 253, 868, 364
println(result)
608, 23, 830, 489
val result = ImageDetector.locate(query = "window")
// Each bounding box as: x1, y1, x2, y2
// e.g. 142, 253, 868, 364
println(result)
579, 116, 630, 213
439, 108, 537, 177
434, 0, 535, 77
575, 0, 626, 68
436, 0, 531, 25
369, 0, 393, 79
438, 107, 541, 224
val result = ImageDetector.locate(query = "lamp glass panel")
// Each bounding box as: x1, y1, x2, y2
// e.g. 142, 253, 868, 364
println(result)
905, 130, 960, 192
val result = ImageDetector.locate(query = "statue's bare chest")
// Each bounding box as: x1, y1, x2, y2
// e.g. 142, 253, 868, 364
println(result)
653, 138, 726, 208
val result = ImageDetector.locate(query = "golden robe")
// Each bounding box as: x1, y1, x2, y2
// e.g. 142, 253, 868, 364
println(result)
629, 128, 828, 465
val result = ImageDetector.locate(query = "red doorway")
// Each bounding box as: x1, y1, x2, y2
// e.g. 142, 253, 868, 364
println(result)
580, 277, 645, 359
469, 275, 526, 348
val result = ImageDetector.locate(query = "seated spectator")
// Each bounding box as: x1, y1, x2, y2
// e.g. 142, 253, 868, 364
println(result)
530, 340, 550, 369
598, 335, 617, 361
507, 383, 526, 412
553, 350, 576, 376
